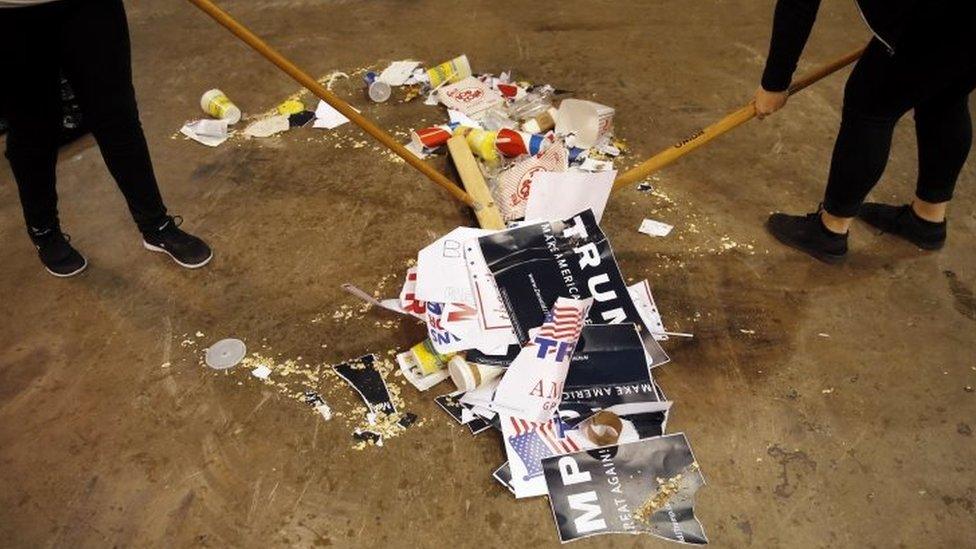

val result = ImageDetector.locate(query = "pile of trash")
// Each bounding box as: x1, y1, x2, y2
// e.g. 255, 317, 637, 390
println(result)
191, 54, 705, 544
343, 207, 707, 545
178, 53, 637, 225
394, 54, 629, 223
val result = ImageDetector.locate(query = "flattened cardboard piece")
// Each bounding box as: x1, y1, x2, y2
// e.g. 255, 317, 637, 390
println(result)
543, 433, 707, 544
416, 227, 494, 305
477, 209, 669, 367
559, 324, 665, 426
332, 354, 397, 415
492, 462, 516, 495
491, 297, 592, 423
417, 229, 515, 354
502, 414, 582, 498
627, 280, 668, 341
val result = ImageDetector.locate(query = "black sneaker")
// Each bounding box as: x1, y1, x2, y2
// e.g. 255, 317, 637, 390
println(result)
29, 227, 88, 277
766, 211, 848, 264
142, 216, 213, 269
858, 203, 946, 250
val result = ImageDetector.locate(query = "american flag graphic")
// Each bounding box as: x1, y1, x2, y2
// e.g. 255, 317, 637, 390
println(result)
508, 416, 580, 480
537, 303, 586, 342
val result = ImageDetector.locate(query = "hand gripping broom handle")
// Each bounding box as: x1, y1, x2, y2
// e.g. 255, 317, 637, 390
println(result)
186, 0, 477, 208
611, 46, 866, 192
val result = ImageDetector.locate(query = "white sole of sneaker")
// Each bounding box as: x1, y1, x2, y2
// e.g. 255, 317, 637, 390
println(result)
143, 241, 213, 269
45, 257, 88, 278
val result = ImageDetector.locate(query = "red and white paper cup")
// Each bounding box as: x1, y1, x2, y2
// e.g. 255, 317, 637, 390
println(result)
410, 123, 458, 150
494, 128, 553, 158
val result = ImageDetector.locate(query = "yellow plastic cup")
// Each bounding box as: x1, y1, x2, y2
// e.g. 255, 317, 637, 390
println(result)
200, 89, 241, 124
409, 340, 454, 375
465, 128, 500, 164
426, 54, 472, 88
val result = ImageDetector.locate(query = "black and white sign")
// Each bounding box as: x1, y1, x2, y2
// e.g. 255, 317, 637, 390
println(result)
477, 210, 668, 367
560, 324, 666, 427
543, 434, 707, 544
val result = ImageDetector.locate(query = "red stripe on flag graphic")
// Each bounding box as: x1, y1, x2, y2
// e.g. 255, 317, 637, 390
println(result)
510, 417, 579, 454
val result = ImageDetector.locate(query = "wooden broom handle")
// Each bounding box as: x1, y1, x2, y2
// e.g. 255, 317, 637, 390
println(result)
186, 0, 477, 208
612, 45, 866, 192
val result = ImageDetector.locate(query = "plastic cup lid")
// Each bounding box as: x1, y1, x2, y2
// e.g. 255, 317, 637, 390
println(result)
205, 338, 247, 370
369, 81, 392, 103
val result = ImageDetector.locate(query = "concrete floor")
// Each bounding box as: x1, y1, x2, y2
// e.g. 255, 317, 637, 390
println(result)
1, 1, 974, 547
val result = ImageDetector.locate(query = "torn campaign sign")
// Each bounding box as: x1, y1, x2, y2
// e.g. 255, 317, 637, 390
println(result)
415, 227, 494, 306
559, 324, 669, 427
501, 415, 581, 498
332, 354, 397, 416
491, 297, 592, 423
477, 209, 669, 367
543, 433, 707, 544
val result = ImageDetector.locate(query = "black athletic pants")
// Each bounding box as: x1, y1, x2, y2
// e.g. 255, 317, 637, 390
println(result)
0, 0, 168, 234
823, 10, 976, 217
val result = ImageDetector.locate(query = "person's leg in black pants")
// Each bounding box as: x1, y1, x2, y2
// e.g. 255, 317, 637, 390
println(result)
913, 76, 974, 207
57, 0, 168, 233
1, 0, 211, 275
768, 35, 976, 260
1, 5, 66, 233
1, 2, 90, 276
856, 69, 975, 250
820, 42, 915, 219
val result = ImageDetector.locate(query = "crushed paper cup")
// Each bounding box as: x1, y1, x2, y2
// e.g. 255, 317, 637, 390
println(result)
409, 340, 454, 376
496, 82, 527, 100
495, 129, 553, 158
555, 99, 614, 149
580, 411, 624, 446
410, 123, 458, 150
448, 355, 505, 392
455, 127, 500, 164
